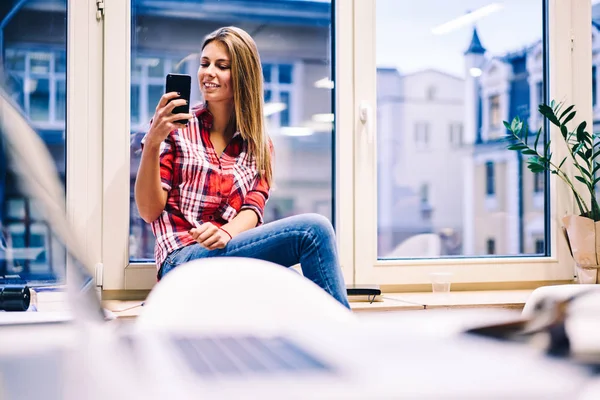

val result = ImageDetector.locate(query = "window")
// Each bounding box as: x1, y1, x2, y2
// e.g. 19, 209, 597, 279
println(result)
449, 122, 463, 146
263, 63, 296, 130
4, 49, 66, 127
486, 238, 496, 255
426, 86, 436, 100
130, 56, 188, 130
355, 0, 583, 286
0, 3, 71, 284
414, 122, 429, 148
535, 239, 544, 254
534, 172, 544, 193
99, 0, 586, 290
593, 65, 597, 108
420, 183, 429, 204
485, 162, 495, 196
113, 0, 336, 285
489, 94, 501, 128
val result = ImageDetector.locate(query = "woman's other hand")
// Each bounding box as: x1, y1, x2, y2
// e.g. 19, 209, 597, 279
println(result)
144, 92, 193, 147
189, 223, 231, 250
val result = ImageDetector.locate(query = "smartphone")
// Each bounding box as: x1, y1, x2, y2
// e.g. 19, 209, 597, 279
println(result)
165, 73, 191, 125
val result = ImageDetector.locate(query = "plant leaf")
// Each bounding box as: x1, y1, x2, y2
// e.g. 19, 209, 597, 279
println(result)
573, 142, 585, 155
539, 104, 561, 126
507, 144, 526, 151
544, 140, 552, 159
580, 168, 592, 178
558, 156, 567, 169
534, 127, 543, 150
560, 104, 575, 121
575, 175, 590, 187
577, 120, 587, 138
563, 111, 576, 126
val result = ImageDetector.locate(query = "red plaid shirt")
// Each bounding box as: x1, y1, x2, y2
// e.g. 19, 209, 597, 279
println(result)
142, 105, 271, 268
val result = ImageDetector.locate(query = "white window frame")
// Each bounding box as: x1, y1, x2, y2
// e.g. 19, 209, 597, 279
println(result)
66, 0, 104, 286
353, 0, 589, 287
1, 1, 101, 284
101, 0, 355, 290
100, 0, 590, 291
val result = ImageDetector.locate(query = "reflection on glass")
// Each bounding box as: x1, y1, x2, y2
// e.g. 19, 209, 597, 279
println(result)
131, 85, 141, 124
56, 80, 66, 122
147, 85, 163, 121
376, 0, 545, 258
0, 2, 67, 282
129, 0, 333, 261
30, 78, 50, 121
279, 64, 293, 84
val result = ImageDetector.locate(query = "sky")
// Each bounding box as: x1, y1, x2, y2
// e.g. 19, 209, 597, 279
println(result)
376, 0, 543, 78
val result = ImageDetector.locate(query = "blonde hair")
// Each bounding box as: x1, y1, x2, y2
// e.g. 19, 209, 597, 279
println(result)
202, 26, 273, 185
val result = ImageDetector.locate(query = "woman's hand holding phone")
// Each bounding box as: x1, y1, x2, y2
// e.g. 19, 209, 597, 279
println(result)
144, 92, 192, 147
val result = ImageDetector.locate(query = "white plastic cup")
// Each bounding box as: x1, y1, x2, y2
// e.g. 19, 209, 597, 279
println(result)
429, 272, 453, 293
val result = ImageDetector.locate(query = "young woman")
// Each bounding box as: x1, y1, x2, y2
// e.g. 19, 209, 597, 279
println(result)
135, 26, 350, 308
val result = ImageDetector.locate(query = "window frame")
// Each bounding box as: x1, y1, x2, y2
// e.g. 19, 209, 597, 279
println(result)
66, 0, 104, 286
353, 0, 588, 288
100, 0, 355, 290
1, 0, 105, 285
99, 0, 591, 291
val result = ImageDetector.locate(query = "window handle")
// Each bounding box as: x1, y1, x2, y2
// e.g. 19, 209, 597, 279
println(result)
359, 101, 374, 144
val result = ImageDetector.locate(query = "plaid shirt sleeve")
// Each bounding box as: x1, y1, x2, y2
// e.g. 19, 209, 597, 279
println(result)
240, 173, 270, 225
141, 132, 175, 191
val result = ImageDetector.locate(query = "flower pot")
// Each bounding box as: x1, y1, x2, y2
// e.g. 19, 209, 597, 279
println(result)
562, 215, 600, 284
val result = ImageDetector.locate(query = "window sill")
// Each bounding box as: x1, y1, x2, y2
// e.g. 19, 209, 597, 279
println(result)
350, 289, 534, 313
102, 290, 535, 317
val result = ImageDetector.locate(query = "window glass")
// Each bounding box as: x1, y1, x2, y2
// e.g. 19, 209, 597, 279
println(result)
56, 79, 66, 122
131, 85, 141, 125
376, 0, 545, 258
279, 64, 293, 84
129, 0, 333, 261
489, 95, 501, 128
0, 2, 67, 282
485, 162, 495, 196
30, 78, 51, 121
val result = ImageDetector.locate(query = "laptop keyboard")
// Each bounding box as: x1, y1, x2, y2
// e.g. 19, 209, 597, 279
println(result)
170, 334, 334, 378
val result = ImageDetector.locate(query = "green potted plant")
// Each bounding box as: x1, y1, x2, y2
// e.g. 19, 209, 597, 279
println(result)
504, 101, 600, 283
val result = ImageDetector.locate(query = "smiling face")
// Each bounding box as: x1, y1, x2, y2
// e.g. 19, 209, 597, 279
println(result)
198, 41, 234, 105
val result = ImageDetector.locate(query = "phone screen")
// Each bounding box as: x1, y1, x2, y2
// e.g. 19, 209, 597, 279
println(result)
165, 73, 191, 124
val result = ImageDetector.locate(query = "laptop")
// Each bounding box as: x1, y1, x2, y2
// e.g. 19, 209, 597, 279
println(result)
0, 87, 594, 399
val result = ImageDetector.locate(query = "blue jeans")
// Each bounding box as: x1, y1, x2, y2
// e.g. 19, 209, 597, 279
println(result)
158, 213, 350, 309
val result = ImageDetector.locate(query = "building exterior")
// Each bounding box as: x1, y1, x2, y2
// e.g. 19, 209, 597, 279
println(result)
377, 67, 466, 257
464, 28, 546, 256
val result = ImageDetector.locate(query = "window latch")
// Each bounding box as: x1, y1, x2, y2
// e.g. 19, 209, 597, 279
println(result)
96, 0, 105, 21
